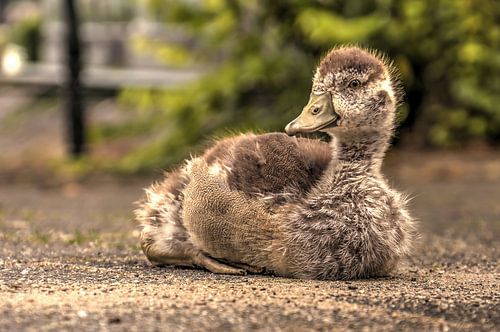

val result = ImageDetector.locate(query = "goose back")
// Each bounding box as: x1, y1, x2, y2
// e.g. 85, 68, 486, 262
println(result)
202, 133, 331, 202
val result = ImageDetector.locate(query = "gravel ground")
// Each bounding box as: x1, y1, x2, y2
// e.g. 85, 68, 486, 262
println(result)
1, 152, 499, 331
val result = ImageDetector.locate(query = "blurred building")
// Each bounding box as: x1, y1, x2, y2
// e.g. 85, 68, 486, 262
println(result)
0, 0, 198, 88
0, 0, 183, 68
41, 0, 171, 68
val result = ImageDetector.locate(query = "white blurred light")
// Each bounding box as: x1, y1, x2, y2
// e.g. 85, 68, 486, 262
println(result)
2, 44, 26, 76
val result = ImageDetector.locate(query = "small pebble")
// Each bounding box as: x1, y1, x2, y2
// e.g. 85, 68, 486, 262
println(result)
108, 317, 121, 324
77, 310, 88, 318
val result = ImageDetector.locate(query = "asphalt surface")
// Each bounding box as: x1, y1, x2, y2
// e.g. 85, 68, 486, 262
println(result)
1, 151, 499, 331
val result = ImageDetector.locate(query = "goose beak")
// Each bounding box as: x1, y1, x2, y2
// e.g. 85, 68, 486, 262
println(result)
285, 92, 339, 136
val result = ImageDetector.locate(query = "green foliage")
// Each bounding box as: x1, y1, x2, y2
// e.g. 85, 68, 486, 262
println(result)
119, 0, 500, 170
10, 16, 41, 62
296, 9, 388, 43
382, 0, 500, 146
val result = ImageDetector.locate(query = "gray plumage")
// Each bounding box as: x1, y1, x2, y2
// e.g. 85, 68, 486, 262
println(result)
135, 46, 416, 279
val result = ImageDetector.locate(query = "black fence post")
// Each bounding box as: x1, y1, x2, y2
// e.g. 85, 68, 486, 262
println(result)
0, 1, 15, 23
63, 0, 85, 157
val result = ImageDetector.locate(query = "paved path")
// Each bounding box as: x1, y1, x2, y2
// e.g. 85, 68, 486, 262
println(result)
0, 152, 499, 331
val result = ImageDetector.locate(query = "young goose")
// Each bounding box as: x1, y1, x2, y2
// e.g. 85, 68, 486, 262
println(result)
137, 46, 416, 279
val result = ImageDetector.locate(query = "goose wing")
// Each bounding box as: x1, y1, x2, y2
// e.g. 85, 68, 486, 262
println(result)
202, 133, 332, 201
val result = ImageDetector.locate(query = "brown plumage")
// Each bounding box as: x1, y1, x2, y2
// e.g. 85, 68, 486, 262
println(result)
204, 133, 331, 202
136, 46, 416, 279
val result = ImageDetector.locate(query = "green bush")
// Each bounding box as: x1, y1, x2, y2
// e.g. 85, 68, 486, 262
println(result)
10, 15, 41, 62
117, 0, 500, 170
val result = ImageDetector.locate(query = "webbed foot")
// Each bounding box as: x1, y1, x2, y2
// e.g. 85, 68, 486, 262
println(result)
193, 252, 247, 275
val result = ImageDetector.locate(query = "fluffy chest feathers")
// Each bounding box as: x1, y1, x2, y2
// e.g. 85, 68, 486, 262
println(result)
301, 176, 395, 223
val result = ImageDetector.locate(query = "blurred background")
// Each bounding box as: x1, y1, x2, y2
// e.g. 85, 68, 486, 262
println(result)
0, 0, 499, 176
0, 0, 499, 253
0, 2, 498, 329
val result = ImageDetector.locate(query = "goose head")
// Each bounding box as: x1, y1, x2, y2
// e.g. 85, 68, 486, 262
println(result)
285, 46, 399, 137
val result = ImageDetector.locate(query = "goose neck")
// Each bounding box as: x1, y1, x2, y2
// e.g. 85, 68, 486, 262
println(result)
329, 130, 391, 175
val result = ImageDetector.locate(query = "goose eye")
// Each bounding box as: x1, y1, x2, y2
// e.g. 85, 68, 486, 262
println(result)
311, 106, 321, 115
348, 79, 361, 89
